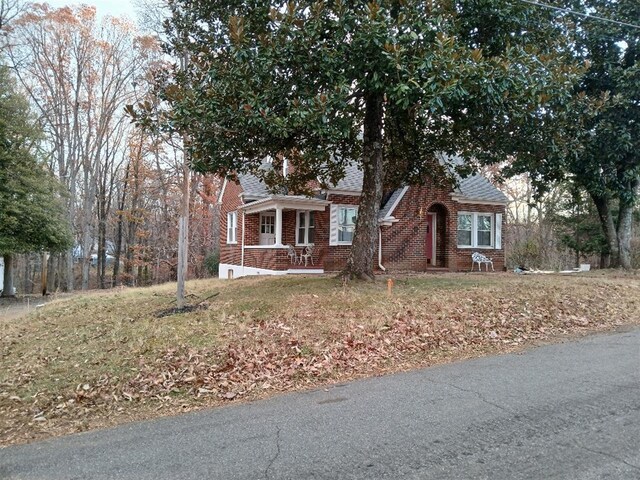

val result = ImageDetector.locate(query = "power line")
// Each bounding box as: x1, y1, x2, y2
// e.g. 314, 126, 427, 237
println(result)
519, 0, 640, 31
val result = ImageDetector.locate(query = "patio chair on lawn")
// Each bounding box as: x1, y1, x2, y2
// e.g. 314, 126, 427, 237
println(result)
300, 244, 315, 266
286, 245, 299, 264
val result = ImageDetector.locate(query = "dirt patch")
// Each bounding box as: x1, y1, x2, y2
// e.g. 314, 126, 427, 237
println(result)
1, 272, 639, 446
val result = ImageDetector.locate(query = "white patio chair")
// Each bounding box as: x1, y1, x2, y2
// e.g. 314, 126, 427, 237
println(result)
300, 244, 315, 266
286, 245, 299, 264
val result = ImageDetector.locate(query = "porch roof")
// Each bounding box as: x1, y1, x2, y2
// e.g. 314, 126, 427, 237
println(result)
240, 195, 330, 214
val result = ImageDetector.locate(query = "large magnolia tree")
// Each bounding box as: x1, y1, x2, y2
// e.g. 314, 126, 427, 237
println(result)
145, 0, 578, 280
508, 0, 639, 269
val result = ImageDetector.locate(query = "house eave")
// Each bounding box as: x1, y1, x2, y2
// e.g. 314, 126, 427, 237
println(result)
326, 188, 361, 197
239, 195, 331, 214
451, 195, 508, 206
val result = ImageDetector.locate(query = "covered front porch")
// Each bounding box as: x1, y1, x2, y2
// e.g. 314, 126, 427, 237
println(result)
224, 195, 329, 278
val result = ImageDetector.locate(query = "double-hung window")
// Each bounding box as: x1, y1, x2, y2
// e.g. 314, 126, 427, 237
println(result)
227, 211, 237, 244
457, 212, 493, 248
338, 206, 357, 243
296, 211, 315, 245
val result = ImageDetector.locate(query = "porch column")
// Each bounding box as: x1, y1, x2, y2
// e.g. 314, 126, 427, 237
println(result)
275, 206, 283, 246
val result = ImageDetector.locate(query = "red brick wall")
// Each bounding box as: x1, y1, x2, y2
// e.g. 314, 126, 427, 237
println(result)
220, 181, 506, 273
379, 186, 506, 272
219, 180, 243, 267
452, 202, 506, 272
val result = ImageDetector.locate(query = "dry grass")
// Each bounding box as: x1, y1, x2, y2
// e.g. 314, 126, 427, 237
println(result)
1, 271, 639, 446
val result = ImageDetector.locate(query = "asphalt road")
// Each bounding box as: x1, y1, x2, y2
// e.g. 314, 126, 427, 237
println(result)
2, 328, 639, 480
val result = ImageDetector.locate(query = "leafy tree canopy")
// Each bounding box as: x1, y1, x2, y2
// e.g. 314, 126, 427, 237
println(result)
0, 65, 72, 255
144, 0, 581, 278
505, 0, 639, 268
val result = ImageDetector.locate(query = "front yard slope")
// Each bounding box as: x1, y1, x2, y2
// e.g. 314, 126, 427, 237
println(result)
2, 272, 639, 446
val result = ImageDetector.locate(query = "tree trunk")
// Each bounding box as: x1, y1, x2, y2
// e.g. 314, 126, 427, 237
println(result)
617, 200, 636, 270
590, 192, 618, 268
1, 253, 15, 297
341, 93, 385, 281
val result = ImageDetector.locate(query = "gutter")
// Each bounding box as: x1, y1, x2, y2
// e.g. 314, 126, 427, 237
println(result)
378, 227, 386, 272
241, 210, 245, 272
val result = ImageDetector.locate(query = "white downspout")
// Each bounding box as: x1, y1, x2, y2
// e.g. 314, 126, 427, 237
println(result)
241, 211, 246, 275
378, 226, 386, 272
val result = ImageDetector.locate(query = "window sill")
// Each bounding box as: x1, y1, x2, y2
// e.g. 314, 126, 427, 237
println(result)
227, 241, 238, 245
457, 245, 495, 249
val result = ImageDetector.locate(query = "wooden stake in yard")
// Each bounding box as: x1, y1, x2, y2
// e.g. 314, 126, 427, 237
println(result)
387, 278, 394, 296
41, 252, 48, 296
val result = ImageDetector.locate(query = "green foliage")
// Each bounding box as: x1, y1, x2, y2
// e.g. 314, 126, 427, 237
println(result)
143, 0, 579, 190
507, 1, 639, 217
549, 186, 607, 262
204, 251, 220, 277
0, 66, 72, 255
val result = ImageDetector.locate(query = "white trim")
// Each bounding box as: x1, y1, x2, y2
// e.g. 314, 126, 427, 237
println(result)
383, 186, 409, 220
295, 210, 315, 246
335, 205, 358, 245
241, 195, 330, 214
218, 263, 324, 279
451, 195, 508, 206
456, 211, 495, 249
429, 213, 437, 265
259, 211, 276, 245
495, 213, 503, 250
244, 245, 290, 250
327, 189, 361, 197
217, 178, 228, 204
226, 211, 238, 244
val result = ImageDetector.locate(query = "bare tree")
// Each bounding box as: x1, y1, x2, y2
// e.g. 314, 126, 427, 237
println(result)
8, 5, 154, 290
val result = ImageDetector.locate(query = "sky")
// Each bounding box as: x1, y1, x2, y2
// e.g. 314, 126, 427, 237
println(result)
44, 0, 137, 20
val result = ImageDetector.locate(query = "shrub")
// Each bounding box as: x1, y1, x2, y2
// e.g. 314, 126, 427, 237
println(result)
204, 251, 220, 277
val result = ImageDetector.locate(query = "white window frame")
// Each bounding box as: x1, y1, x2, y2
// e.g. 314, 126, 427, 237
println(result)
457, 212, 494, 249
337, 206, 358, 245
226, 211, 237, 244
295, 210, 315, 246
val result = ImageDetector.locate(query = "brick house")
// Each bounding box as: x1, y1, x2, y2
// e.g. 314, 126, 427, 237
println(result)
218, 160, 507, 279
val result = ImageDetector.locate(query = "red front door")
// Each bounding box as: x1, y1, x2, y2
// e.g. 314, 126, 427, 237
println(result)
425, 214, 434, 264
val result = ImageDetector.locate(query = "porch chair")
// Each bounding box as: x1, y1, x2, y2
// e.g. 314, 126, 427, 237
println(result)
286, 244, 299, 264
300, 244, 315, 266
471, 251, 494, 272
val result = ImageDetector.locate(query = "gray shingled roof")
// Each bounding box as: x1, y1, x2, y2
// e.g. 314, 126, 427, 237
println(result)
455, 174, 508, 203
238, 172, 270, 198
378, 188, 405, 219
237, 155, 507, 204
332, 163, 363, 192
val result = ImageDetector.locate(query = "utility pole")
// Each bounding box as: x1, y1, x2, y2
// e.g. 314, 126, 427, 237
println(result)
176, 46, 190, 310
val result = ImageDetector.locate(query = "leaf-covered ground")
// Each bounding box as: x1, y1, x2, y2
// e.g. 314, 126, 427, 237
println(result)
1, 272, 639, 446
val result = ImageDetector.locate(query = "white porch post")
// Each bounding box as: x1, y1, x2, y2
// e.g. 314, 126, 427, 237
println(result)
275, 206, 283, 246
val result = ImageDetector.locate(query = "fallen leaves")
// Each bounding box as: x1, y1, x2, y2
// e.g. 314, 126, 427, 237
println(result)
1, 273, 639, 446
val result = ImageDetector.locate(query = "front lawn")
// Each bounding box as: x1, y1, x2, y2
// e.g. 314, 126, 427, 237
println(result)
1, 272, 639, 446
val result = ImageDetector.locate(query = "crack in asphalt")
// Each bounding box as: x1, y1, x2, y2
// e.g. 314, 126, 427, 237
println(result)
423, 377, 516, 416
574, 440, 640, 471
264, 426, 281, 480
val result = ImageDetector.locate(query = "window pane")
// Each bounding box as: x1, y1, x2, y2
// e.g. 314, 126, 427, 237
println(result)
478, 231, 492, 246
308, 227, 315, 244
457, 230, 471, 246
298, 211, 305, 228
298, 227, 305, 244
309, 212, 314, 227
338, 207, 357, 243
457, 214, 472, 231
339, 227, 353, 243
478, 215, 492, 231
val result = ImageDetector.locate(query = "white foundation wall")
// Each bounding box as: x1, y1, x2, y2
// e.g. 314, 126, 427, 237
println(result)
218, 263, 323, 280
